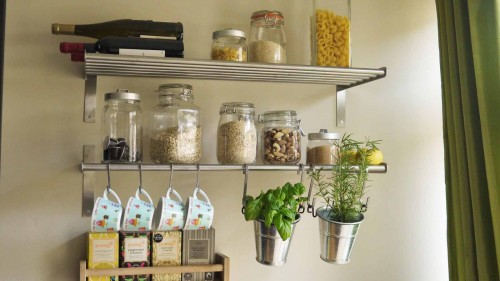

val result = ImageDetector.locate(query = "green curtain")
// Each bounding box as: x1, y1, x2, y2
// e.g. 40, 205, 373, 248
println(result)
436, 0, 500, 280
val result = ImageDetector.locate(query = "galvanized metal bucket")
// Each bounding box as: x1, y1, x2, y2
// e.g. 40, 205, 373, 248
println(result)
254, 215, 300, 266
317, 207, 364, 264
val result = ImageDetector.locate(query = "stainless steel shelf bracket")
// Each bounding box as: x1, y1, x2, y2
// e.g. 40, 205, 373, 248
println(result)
336, 90, 346, 127
84, 75, 97, 123
82, 145, 96, 217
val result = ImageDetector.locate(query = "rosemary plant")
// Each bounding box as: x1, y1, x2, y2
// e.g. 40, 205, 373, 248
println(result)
311, 133, 381, 223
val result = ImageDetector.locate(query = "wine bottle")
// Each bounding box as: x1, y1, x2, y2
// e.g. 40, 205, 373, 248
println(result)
63, 37, 184, 62
52, 19, 183, 40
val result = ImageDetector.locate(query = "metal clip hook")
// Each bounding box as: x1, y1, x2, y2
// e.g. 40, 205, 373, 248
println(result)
138, 163, 143, 193
297, 164, 305, 213
168, 164, 174, 189
241, 164, 249, 214
307, 165, 317, 216
106, 163, 111, 192
195, 164, 200, 190
361, 197, 370, 212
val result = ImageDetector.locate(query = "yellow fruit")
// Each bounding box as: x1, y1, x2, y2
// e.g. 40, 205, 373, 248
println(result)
360, 149, 383, 165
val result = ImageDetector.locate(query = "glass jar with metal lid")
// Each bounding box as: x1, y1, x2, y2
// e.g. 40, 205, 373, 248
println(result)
149, 84, 202, 164
258, 110, 303, 164
248, 10, 287, 63
306, 129, 340, 165
217, 102, 257, 164
211, 29, 248, 62
102, 89, 142, 163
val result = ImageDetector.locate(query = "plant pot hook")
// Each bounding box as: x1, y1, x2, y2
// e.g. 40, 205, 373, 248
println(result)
241, 164, 249, 214
307, 165, 317, 217
297, 164, 305, 213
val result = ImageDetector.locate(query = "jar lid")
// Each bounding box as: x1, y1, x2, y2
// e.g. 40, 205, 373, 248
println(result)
219, 102, 254, 114
308, 129, 340, 140
213, 28, 246, 40
105, 89, 140, 101
258, 110, 297, 122
157, 83, 193, 99
251, 10, 284, 21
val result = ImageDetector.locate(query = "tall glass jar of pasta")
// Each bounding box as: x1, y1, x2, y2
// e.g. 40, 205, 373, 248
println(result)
312, 0, 351, 67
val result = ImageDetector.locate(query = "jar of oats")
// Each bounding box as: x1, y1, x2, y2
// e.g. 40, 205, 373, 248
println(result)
211, 29, 248, 62
217, 102, 257, 164
258, 110, 304, 165
150, 84, 202, 164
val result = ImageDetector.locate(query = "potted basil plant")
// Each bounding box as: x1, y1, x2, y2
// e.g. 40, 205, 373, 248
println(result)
311, 133, 382, 264
244, 182, 307, 266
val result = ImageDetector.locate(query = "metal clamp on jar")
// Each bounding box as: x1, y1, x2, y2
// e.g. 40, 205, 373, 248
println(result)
102, 89, 143, 163
258, 110, 304, 164
149, 84, 202, 164
306, 129, 340, 165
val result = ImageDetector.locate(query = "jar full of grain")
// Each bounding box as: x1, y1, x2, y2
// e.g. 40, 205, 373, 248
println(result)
306, 129, 340, 165
217, 102, 257, 164
248, 10, 287, 63
258, 110, 304, 165
150, 84, 202, 164
102, 89, 143, 163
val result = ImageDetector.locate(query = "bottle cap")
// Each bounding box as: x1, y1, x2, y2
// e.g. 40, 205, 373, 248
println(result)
251, 10, 284, 22
212, 29, 246, 40
308, 129, 340, 140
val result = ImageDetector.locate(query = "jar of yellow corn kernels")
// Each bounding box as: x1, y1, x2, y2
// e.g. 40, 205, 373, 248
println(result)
312, 0, 351, 67
211, 29, 248, 62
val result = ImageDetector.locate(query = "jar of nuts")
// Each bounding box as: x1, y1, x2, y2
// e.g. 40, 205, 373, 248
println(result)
150, 84, 202, 164
258, 110, 304, 165
211, 29, 248, 62
217, 102, 257, 164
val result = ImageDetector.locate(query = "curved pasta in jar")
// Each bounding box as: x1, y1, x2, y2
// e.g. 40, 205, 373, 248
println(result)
314, 9, 350, 67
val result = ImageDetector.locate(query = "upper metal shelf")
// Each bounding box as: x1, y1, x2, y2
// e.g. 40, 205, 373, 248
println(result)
85, 53, 386, 89
82, 53, 386, 127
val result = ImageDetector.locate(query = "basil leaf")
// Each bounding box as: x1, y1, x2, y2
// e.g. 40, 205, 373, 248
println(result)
244, 196, 263, 221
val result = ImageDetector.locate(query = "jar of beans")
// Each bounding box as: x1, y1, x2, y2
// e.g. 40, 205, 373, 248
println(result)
258, 110, 303, 165
217, 102, 257, 164
149, 84, 202, 164
211, 29, 248, 62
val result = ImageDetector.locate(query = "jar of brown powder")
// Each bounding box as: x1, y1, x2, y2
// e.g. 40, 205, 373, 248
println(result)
306, 129, 340, 165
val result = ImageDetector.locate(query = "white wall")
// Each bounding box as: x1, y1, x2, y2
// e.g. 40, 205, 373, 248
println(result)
0, 0, 448, 280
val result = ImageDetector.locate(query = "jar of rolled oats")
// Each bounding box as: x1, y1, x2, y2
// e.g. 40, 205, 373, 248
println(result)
217, 102, 257, 164
150, 84, 202, 164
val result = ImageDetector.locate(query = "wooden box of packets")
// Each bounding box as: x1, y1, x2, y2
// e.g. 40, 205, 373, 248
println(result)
119, 231, 152, 281
181, 228, 215, 281
152, 231, 182, 281
87, 232, 119, 281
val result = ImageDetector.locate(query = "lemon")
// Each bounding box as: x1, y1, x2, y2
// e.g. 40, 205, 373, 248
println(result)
366, 149, 384, 165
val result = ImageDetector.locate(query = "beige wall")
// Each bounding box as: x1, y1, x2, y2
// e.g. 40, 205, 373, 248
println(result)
0, 0, 448, 280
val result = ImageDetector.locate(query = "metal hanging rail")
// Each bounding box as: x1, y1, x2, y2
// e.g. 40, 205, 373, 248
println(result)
81, 163, 388, 173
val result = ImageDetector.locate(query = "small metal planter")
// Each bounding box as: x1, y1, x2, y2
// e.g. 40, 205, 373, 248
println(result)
317, 207, 364, 264
254, 215, 300, 266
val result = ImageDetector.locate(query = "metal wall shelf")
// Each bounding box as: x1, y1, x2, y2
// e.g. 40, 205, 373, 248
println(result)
83, 53, 386, 127
81, 144, 387, 217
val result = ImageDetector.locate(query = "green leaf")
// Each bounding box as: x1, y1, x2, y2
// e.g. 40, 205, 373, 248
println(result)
280, 207, 296, 221
275, 213, 292, 241
244, 195, 263, 221
264, 209, 277, 227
